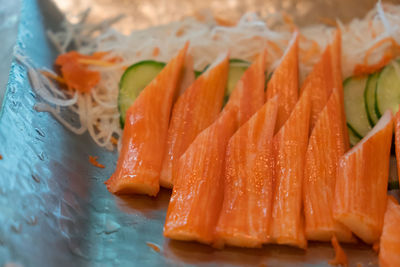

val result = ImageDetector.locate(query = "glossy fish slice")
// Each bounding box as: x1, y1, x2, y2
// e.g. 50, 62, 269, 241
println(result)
300, 42, 334, 131
379, 196, 400, 267
105, 44, 188, 196
225, 50, 267, 127
303, 87, 354, 243
215, 96, 278, 248
163, 108, 237, 244
159, 54, 229, 188
266, 32, 299, 133
333, 110, 393, 244
269, 87, 311, 249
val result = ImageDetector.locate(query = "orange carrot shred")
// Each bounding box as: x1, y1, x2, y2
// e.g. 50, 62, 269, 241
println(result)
41, 70, 66, 84
214, 15, 236, 27
146, 242, 161, 252
89, 155, 105, 168
110, 136, 118, 145
319, 17, 337, 27
152, 47, 160, 57
329, 235, 348, 267
267, 40, 283, 58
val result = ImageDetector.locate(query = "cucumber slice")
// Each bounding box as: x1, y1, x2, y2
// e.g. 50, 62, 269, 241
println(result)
364, 72, 380, 126
226, 59, 251, 96
343, 76, 372, 138
118, 60, 165, 126
348, 126, 361, 147
376, 61, 400, 117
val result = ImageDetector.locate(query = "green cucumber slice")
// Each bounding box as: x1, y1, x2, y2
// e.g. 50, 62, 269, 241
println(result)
376, 61, 400, 117
364, 72, 380, 126
226, 59, 251, 96
348, 126, 361, 147
118, 60, 165, 126
343, 76, 372, 138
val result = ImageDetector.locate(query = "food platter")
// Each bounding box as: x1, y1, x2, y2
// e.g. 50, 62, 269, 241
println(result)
0, 0, 398, 266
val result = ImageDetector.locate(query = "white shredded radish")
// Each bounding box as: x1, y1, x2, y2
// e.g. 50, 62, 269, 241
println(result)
18, 2, 400, 150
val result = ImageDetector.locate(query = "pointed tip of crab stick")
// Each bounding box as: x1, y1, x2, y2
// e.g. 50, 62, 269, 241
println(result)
266, 31, 299, 133
225, 49, 266, 127
164, 107, 237, 244
334, 110, 393, 244
303, 87, 354, 243
379, 196, 400, 267
159, 53, 230, 189
105, 44, 188, 197
215, 96, 279, 248
269, 87, 311, 249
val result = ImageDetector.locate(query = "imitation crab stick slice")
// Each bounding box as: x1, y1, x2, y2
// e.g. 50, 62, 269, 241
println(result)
225, 50, 267, 127
105, 44, 188, 196
330, 29, 350, 150
333, 110, 393, 244
301, 42, 334, 131
303, 87, 354, 243
215, 96, 278, 248
379, 196, 400, 267
269, 87, 311, 249
159, 54, 229, 188
266, 32, 299, 132
395, 107, 400, 187
164, 108, 237, 244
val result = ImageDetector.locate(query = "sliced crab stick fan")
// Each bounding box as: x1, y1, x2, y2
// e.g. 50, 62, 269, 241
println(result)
333, 110, 393, 244
301, 38, 334, 130
159, 54, 229, 188
269, 87, 311, 249
266, 32, 299, 132
215, 96, 279, 248
395, 107, 400, 186
105, 44, 188, 196
225, 50, 266, 127
163, 108, 237, 244
330, 29, 350, 150
303, 87, 354, 243
379, 196, 400, 267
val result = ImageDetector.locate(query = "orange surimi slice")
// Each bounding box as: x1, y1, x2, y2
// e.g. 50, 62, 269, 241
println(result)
215, 96, 279, 248
225, 50, 267, 127
300, 41, 334, 131
333, 110, 393, 244
160, 54, 229, 188
395, 107, 400, 187
303, 87, 354, 243
330, 29, 350, 150
379, 196, 400, 267
164, 108, 237, 244
266, 32, 299, 133
269, 87, 311, 249
105, 44, 188, 196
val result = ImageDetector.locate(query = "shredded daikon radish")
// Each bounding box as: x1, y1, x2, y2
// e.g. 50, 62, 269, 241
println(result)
19, 1, 400, 150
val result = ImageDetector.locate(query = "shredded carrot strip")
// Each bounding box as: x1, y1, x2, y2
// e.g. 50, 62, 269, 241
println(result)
354, 37, 400, 75
176, 27, 185, 37
41, 70, 66, 84
146, 242, 160, 252
267, 40, 283, 58
369, 20, 377, 39
110, 136, 118, 145
329, 235, 348, 267
319, 17, 337, 27
301, 39, 321, 64
282, 11, 296, 31
89, 155, 105, 168
78, 58, 116, 67
152, 47, 160, 57
214, 15, 236, 27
